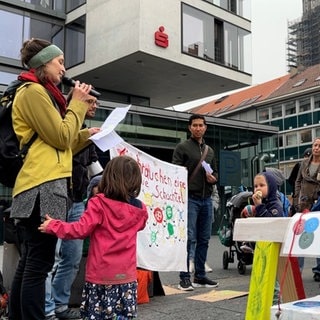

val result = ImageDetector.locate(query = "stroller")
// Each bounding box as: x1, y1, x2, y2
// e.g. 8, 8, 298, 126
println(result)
218, 191, 254, 274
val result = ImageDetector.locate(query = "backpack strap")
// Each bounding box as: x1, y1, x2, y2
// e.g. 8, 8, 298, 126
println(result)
11, 83, 38, 158
189, 145, 209, 183
19, 132, 38, 158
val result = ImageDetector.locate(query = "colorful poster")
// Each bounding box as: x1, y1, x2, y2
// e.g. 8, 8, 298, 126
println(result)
110, 141, 188, 272
281, 212, 320, 257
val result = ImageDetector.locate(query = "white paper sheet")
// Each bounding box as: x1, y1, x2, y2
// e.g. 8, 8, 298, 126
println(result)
89, 105, 130, 151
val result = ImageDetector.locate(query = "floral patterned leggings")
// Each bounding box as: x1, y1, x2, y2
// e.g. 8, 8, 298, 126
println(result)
80, 281, 137, 320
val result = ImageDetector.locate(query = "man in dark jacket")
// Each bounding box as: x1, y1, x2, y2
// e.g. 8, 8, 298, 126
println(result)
172, 114, 219, 291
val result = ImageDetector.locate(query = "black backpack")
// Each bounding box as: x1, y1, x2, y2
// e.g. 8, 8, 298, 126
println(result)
0, 80, 37, 188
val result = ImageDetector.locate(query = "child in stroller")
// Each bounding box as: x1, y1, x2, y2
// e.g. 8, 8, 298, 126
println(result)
219, 191, 254, 274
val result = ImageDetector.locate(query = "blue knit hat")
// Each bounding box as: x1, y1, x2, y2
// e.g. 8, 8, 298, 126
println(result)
87, 174, 102, 199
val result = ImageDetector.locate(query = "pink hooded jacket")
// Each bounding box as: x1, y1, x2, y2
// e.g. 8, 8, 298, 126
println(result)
46, 193, 148, 285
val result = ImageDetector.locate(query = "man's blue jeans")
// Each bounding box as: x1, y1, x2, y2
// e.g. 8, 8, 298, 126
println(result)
189, 198, 215, 261
298, 257, 320, 274
45, 201, 84, 314
180, 196, 212, 280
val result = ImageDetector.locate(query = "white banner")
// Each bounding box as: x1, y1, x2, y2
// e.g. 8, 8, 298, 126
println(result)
110, 141, 188, 272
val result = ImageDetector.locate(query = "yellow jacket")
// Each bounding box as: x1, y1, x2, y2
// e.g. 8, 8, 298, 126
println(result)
12, 82, 90, 196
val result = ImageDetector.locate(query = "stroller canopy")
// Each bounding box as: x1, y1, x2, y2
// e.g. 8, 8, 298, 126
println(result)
227, 191, 253, 209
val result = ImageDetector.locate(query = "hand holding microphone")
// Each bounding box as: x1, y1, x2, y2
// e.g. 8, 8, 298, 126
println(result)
62, 76, 101, 98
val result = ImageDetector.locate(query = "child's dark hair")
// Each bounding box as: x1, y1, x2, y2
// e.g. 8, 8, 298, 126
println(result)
99, 155, 142, 203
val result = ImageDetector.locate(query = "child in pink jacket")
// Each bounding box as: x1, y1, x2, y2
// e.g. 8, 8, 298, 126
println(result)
39, 156, 148, 320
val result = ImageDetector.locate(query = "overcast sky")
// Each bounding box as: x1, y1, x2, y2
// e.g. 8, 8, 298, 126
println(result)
252, 0, 302, 84
173, 0, 303, 110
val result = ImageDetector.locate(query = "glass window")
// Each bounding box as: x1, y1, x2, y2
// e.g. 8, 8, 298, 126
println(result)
224, 22, 237, 69
0, 10, 24, 59
53, 0, 66, 11
315, 127, 320, 138
23, 16, 64, 45
261, 136, 271, 150
284, 117, 297, 130
271, 105, 282, 119
65, 16, 85, 68
292, 79, 306, 88
270, 119, 283, 131
52, 26, 64, 52
238, 27, 251, 74
314, 94, 320, 110
0, 10, 64, 60
224, 22, 251, 73
313, 111, 320, 125
25, 0, 52, 8
182, 5, 213, 61
207, 0, 251, 19
285, 101, 296, 115
278, 135, 283, 148
0, 71, 18, 86
286, 132, 297, 147
66, 0, 86, 13
284, 147, 298, 161
130, 96, 150, 107
298, 113, 312, 127
298, 97, 310, 112
262, 135, 280, 151
24, 0, 66, 12
214, 19, 224, 63
182, 4, 251, 74
258, 108, 269, 122
215, 0, 231, 11
300, 129, 312, 144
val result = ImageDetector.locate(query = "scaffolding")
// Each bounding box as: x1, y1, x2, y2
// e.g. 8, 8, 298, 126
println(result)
287, 2, 320, 70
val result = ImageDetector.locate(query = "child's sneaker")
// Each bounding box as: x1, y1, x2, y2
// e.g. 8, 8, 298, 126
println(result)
192, 276, 219, 288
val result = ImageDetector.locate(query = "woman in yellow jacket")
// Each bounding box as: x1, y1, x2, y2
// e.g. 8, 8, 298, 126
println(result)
8, 38, 98, 320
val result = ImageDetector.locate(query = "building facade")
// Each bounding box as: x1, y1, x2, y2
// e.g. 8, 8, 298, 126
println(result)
0, 0, 252, 107
193, 64, 320, 196
0, 1, 281, 228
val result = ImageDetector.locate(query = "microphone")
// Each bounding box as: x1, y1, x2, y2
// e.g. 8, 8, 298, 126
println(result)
62, 76, 101, 98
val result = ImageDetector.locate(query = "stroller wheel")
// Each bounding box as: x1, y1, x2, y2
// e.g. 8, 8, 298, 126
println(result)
237, 261, 246, 275
223, 251, 229, 269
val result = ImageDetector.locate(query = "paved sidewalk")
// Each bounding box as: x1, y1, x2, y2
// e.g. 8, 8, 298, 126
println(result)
138, 236, 320, 320
1, 236, 319, 319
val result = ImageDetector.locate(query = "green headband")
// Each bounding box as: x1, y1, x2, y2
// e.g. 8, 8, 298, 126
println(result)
28, 44, 63, 68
